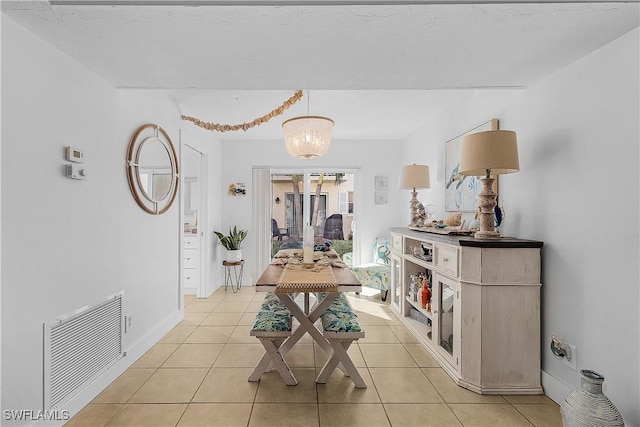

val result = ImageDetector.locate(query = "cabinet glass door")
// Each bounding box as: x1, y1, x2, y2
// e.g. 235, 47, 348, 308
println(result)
390, 254, 401, 312
439, 281, 455, 357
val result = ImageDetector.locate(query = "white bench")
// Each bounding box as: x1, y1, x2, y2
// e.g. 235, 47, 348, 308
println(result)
315, 294, 367, 389
248, 294, 296, 385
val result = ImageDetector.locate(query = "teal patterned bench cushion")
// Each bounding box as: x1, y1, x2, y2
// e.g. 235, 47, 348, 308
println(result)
260, 297, 290, 316
321, 310, 362, 333
251, 310, 292, 332
327, 294, 352, 313
316, 293, 361, 332
264, 292, 280, 302
316, 293, 353, 313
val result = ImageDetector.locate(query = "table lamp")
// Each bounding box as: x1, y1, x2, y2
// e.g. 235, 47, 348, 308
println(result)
399, 164, 431, 228
458, 130, 519, 239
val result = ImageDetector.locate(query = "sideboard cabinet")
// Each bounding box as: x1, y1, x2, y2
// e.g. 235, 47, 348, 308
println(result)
389, 227, 543, 395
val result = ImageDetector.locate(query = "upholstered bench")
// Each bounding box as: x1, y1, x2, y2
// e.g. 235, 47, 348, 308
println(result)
248, 294, 296, 385
316, 293, 366, 388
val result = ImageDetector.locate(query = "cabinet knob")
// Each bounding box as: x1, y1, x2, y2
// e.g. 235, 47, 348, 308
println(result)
443, 257, 449, 262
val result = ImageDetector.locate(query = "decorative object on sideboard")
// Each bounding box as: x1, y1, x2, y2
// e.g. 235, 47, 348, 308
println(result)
458, 130, 519, 239
214, 226, 248, 262
420, 276, 431, 310
424, 204, 437, 222
469, 210, 481, 232
444, 212, 462, 227
445, 119, 498, 212
282, 91, 334, 159
126, 123, 179, 215
398, 164, 430, 228
561, 370, 624, 427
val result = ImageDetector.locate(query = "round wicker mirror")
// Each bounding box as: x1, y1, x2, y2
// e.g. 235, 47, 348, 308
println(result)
126, 124, 179, 215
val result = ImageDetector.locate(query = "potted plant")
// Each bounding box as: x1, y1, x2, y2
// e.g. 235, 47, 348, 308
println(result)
214, 226, 248, 262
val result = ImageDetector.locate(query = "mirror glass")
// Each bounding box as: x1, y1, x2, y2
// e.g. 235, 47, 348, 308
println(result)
127, 124, 179, 215
136, 137, 173, 202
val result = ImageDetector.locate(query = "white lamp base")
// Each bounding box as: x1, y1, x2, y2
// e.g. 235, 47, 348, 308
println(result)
474, 177, 500, 239
409, 190, 426, 228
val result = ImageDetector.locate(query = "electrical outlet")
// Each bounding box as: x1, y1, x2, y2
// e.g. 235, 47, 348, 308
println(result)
562, 344, 577, 370
124, 315, 132, 333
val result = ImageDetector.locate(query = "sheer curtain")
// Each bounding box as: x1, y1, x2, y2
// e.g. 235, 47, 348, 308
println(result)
252, 167, 272, 283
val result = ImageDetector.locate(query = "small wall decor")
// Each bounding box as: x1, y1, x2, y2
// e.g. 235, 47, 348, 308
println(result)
228, 182, 247, 196
445, 119, 498, 212
375, 175, 388, 190
374, 175, 388, 205
375, 190, 388, 205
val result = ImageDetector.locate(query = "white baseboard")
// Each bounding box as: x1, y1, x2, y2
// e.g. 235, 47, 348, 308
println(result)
541, 369, 571, 405
32, 309, 183, 427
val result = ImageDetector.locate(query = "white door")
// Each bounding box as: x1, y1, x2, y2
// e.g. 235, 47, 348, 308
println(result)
181, 143, 210, 298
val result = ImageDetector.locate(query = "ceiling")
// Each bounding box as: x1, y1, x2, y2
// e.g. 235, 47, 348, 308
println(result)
3, 1, 638, 140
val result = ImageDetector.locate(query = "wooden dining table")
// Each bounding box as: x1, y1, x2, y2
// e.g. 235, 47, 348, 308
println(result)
250, 260, 363, 384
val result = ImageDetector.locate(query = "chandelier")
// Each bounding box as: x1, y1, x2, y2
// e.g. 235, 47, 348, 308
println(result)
282, 92, 334, 159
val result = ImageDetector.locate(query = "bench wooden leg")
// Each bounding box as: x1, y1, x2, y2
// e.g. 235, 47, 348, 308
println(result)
316, 339, 366, 389
278, 293, 337, 355
249, 337, 297, 386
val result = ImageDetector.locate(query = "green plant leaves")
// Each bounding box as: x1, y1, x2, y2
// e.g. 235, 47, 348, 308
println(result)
214, 226, 248, 250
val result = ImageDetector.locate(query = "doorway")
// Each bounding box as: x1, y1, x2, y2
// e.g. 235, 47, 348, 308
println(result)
252, 168, 361, 286
270, 171, 357, 261
180, 142, 210, 299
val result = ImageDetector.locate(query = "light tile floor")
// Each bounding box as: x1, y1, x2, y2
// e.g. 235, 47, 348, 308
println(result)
66, 287, 561, 427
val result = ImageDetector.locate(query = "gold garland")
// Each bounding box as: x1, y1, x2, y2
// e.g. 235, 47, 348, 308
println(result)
181, 90, 303, 132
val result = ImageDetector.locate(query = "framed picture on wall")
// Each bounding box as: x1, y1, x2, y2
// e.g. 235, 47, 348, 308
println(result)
445, 118, 499, 212
375, 175, 388, 190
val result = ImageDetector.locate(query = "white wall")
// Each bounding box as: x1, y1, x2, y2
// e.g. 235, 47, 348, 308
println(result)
404, 28, 640, 425
1, 17, 184, 424
219, 138, 404, 284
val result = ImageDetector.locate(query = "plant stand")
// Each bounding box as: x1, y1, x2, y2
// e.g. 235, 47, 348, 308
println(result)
223, 260, 244, 293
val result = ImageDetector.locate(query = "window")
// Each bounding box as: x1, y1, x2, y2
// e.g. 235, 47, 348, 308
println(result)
270, 171, 357, 259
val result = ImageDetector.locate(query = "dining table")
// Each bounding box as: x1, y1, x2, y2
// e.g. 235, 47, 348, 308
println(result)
249, 249, 363, 385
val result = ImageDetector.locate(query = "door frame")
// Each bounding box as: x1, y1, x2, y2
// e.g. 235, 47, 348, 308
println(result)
252, 167, 361, 283
179, 137, 211, 302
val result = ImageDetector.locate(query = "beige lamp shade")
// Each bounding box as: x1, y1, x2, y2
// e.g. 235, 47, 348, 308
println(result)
282, 115, 334, 160
399, 164, 430, 190
459, 130, 519, 176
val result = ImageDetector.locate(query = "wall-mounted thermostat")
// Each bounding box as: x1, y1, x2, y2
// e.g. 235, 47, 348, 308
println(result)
65, 146, 84, 163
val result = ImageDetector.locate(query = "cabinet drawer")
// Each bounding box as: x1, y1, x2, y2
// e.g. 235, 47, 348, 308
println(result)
392, 234, 403, 252
435, 245, 459, 277
184, 249, 200, 269
184, 269, 200, 288
184, 236, 199, 249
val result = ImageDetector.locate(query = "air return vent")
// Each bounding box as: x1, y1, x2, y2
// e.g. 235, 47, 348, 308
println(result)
44, 291, 124, 409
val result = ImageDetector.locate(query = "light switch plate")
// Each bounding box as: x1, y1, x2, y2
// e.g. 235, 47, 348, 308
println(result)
65, 164, 87, 180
